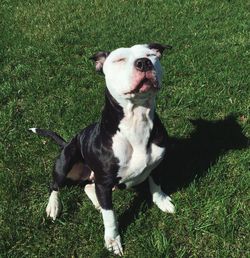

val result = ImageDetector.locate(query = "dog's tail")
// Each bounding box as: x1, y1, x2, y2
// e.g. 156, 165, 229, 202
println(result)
29, 128, 67, 147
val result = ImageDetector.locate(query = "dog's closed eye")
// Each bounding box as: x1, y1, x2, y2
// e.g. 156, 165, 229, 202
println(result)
146, 53, 157, 57
113, 58, 126, 63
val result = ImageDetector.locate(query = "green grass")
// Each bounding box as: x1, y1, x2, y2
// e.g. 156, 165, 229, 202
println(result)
1, 0, 249, 257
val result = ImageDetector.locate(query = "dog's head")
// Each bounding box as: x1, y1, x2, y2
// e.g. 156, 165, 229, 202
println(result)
90, 43, 172, 106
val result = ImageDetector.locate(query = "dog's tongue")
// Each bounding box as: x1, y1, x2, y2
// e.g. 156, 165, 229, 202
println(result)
126, 76, 156, 94
136, 78, 152, 93
139, 81, 152, 93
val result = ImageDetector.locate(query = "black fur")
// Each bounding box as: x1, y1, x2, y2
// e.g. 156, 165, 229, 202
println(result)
32, 128, 67, 147
148, 43, 172, 54
51, 136, 84, 191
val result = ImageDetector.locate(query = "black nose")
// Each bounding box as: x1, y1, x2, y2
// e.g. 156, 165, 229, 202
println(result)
135, 58, 153, 72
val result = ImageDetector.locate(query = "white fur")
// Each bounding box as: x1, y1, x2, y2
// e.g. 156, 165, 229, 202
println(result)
113, 104, 165, 188
101, 209, 123, 256
84, 183, 101, 210
46, 190, 60, 220
149, 176, 175, 213
29, 128, 37, 133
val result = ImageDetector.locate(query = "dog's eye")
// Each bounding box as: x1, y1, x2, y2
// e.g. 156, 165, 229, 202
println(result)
114, 58, 126, 63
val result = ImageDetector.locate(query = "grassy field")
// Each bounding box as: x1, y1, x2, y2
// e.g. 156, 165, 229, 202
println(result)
1, 0, 249, 257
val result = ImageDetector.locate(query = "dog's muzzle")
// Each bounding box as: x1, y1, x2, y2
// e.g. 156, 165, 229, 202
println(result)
124, 58, 158, 94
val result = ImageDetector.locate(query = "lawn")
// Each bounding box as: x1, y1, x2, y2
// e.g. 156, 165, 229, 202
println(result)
0, 0, 249, 257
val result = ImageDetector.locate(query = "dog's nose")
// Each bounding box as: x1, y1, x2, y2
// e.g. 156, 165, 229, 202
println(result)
134, 58, 153, 72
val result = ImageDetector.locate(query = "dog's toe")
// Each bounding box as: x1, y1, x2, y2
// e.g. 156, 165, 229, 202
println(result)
162, 198, 175, 213
105, 235, 123, 256
154, 194, 175, 214
46, 202, 60, 220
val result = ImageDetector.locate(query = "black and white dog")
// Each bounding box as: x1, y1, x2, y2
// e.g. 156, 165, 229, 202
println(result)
30, 43, 174, 256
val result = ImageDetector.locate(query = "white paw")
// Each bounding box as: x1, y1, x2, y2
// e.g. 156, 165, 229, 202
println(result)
105, 235, 123, 256
154, 194, 175, 214
46, 191, 60, 220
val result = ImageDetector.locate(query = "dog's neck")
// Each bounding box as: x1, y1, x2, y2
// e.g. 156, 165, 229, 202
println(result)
100, 88, 124, 135
100, 88, 155, 136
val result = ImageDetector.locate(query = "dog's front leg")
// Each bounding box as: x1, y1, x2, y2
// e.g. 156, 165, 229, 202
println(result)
95, 183, 123, 256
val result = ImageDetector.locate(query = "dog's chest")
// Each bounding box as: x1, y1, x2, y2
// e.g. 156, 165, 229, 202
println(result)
112, 107, 165, 188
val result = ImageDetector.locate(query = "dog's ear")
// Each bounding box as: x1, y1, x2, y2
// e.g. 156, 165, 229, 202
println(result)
148, 43, 172, 58
90, 51, 110, 72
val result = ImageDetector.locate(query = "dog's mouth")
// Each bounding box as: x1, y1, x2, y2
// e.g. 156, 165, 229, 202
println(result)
125, 77, 159, 95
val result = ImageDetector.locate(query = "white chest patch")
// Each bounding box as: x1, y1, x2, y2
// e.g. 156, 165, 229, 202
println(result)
112, 105, 165, 188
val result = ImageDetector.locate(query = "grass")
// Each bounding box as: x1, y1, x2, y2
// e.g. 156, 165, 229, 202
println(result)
0, 0, 249, 257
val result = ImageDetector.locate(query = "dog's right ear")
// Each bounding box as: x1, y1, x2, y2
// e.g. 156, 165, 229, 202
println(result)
148, 43, 172, 59
89, 51, 110, 72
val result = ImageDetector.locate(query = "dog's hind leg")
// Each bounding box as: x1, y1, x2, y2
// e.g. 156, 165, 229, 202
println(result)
84, 183, 101, 210
46, 136, 83, 220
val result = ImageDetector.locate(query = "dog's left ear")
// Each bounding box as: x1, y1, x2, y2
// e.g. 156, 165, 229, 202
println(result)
90, 51, 110, 72
148, 43, 172, 58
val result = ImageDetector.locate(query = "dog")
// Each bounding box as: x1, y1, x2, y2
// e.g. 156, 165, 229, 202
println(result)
29, 43, 174, 256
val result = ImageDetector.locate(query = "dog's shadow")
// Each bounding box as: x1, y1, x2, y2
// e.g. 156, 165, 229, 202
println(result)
119, 115, 249, 232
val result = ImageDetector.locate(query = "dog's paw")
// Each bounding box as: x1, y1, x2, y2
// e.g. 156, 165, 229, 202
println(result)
46, 191, 60, 220
105, 235, 123, 256
154, 194, 175, 214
